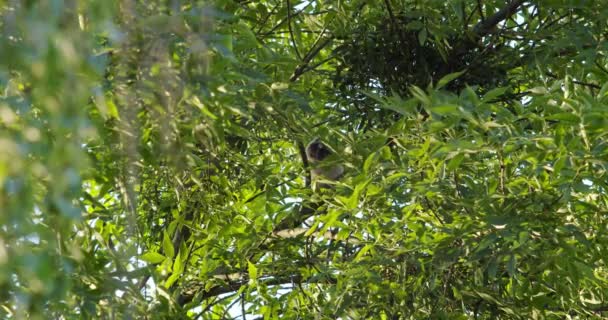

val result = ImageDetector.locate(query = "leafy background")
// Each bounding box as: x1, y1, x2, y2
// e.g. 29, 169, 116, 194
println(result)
1, 0, 608, 318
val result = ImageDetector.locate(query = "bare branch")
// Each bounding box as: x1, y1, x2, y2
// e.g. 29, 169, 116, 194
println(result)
286, 0, 302, 60
545, 72, 601, 89
472, 0, 526, 39
177, 273, 337, 306
289, 37, 333, 82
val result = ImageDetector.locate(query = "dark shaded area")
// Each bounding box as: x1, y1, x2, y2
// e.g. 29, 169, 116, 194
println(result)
332, 1, 527, 119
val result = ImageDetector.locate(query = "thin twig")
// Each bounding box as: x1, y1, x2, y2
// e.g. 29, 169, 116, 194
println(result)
541, 12, 569, 30
595, 61, 608, 75
241, 292, 247, 320
261, 2, 313, 37
290, 37, 333, 82
472, 0, 526, 38
546, 72, 601, 89
255, 2, 282, 34
286, 0, 302, 60
292, 53, 338, 78
178, 274, 337, 305
383, 0, 397, 28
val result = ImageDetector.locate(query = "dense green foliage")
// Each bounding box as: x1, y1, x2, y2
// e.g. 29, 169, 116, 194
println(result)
2, 0, 608, 318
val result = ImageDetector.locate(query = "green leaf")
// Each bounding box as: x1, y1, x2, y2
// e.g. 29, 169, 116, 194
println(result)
487, 258, 498, 279
361, 91, 417, 115
163, 231, 175, 259
482, 87, 508, 102
218, 34, 233, 53
429, 103, 460, 116
173, 249, 183, 274
345, 179, 372, 210
93, 94, 120, 119
247, 261, 258, 284
385, 172, 407, 184
236, 22, 258, 49
528, 86, 548, 95
418, 28, 428, 46
271, 82, 289, 90
546, 113, 580, 123
436, 71, 465, 89
355, 244, 373, 260
507, 254, 517, 276
598, 81, 608, 99
141, 252, 166, 264
409, 86, 431, 105
475, 291, 503, 306
363, 151, 379, 173
165, 272, 180, 289
446, 153, 465, 170
405, 20, 423, 30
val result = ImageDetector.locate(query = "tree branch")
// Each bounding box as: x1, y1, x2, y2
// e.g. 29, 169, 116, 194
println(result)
289, 37, 333, 82
286, 0, 302, 60
383, 0, 397, 28
260, 2, 313, 37
177, 270, 337, 305
444, 0, 527, 77
476, 0, 485, 22
546, 72, 601, 89
472, 0, 526, 39
297, 140, 311, 188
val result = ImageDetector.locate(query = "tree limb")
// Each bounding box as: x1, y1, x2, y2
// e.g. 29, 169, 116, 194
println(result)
177, 271, 337, 305
472, 0, 526, 39
545, 72, 601, 89
289, 37, 333, 82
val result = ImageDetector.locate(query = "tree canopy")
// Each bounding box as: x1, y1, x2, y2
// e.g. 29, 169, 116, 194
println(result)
2, 0, 608, 318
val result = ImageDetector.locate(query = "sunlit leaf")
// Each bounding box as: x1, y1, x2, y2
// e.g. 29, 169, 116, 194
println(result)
141, 252, 167, 264
163, 231, 175, 259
